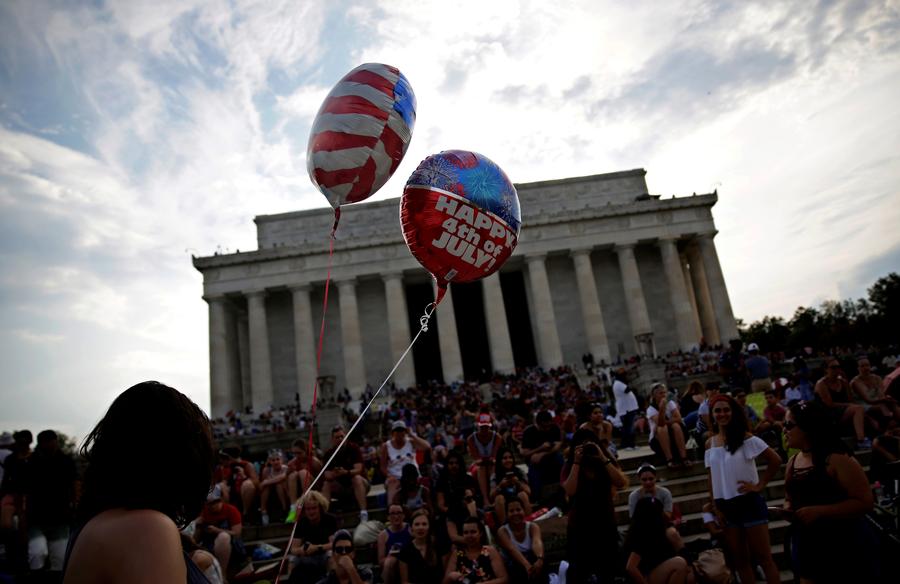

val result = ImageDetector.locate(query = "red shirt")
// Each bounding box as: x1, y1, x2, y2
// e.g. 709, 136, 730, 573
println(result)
200, 502, 242, 529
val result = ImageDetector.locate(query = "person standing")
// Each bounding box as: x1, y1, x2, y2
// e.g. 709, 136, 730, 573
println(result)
25, 430, 77, 579
782, 400, 879, 583
745, 343, 772, 394
612, 371, 639, 450
563, 434, 627, 584
705, 394, 781, 584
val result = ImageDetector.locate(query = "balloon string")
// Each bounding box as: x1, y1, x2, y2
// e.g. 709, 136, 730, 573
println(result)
275, 224, 336, 583
274, 301, 438, 581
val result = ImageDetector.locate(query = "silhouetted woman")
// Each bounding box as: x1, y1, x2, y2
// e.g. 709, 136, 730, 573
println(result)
63, 381, 215, 584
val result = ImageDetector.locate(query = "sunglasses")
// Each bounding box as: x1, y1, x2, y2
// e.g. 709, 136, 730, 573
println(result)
334, 546, 353, 555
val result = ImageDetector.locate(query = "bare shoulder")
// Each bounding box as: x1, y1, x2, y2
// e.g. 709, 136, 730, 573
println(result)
66, 509, 184, 584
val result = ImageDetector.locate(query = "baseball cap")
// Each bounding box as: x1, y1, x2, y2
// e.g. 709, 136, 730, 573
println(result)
391, 420, 407, 432
476, 413, 493, 427
748, 342, 759, 352
207, 484, 223, 502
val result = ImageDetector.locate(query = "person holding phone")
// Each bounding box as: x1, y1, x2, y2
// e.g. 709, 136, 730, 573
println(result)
377, 504, 412, 584
490, 448, 531, 525
288, 491, 337, 584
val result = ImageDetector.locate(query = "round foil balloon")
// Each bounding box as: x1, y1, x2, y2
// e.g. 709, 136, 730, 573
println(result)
307, 63, 416, 208
401, 150, 521, 297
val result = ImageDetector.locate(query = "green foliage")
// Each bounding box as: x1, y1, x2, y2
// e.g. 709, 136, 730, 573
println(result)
739, 272, 899, 353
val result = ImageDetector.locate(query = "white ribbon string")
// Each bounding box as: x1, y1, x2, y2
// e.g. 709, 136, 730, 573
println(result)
274, 302, 437, 582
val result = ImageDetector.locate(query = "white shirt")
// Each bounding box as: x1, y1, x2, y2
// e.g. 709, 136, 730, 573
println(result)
613, 380, 639, 415
646, 400, 679, 440
704, 435, 769, 501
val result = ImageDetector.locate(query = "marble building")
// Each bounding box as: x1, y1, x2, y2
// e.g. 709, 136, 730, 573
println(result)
193, 168, 739, 417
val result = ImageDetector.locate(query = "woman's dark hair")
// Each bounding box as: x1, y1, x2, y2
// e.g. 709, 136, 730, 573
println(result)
410, 508, 438, 565
401, 463, 420, 487
624, 497, 671, 557
445, 451, 465, 475
77, 381, 215, 527
789, 400, 850, 468
711, 395, 750, 454
461, 515, 488, 545
493, 446, 518, 484
504, 496, 525, 517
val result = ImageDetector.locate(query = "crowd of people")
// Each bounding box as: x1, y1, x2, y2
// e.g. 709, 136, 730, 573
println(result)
2, 342, 899, 583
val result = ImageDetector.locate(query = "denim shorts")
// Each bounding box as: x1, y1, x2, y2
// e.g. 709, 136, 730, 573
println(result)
715, 492, 768, 528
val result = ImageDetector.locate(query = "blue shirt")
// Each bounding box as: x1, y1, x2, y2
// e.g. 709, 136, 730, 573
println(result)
745, 355, 770, 380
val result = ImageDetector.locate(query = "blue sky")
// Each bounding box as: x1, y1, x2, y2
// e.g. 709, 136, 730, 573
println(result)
2, 0, 899, 441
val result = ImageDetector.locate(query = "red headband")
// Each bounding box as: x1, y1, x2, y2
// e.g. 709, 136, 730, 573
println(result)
709, 394, 731, 409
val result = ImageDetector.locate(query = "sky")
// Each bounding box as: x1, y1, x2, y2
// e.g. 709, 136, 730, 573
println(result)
1, 0, 899, 442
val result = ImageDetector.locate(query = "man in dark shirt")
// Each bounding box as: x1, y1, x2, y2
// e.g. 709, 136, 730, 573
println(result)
24, 430, 77, 576
519, 411, 564, 500
321, 426, 370, 522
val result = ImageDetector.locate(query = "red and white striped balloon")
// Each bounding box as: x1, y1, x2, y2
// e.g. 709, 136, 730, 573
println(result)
307, 63, 417, 209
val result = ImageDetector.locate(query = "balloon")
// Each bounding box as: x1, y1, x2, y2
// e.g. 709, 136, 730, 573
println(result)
401, 150, 521, 302
307, 63, 416, 209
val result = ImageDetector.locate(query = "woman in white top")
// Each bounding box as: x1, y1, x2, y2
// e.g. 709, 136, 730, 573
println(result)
705, 394, 782, 584
646, 383, 691, 468
496, 498, 544, 584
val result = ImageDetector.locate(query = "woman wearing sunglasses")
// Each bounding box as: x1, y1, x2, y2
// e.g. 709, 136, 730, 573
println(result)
782, 400, 878, 583
705, 394, 781, 584
324, 529, 373, 584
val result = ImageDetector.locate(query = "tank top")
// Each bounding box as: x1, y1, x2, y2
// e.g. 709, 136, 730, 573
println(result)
499, 522, 533, 554
823, 378, 851, 403
402, 485, 426, 510
385, 524, 412, 552
386, 439, 417, 479
785, 455, 846, 509
472, 432, 498, 458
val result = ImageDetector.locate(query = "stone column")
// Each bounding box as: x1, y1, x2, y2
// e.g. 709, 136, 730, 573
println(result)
658, 237, 701, 350
383, 272, 417, 389
337, 278, 367, 394
291, 285, 317, 411
696, 233, 740, 343
526, 254, 564, 368
614, 244, 654, 354
481, 273, 515, 374
686, 243, 720, 345
206, 295, 241, 417
246, 290, 274, 413
571, 248, 611, 363
681, 254, 704, 342
237, 313, 251, 408
434, 283, 464, 382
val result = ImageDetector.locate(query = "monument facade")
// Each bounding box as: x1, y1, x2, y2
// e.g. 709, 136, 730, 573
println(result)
193, 169, 739, 417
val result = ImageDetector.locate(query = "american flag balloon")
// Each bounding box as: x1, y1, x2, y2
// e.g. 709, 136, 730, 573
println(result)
307, 63, 416, 208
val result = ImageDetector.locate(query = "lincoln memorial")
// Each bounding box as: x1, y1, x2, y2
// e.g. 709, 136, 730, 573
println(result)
193, 168, 739, 417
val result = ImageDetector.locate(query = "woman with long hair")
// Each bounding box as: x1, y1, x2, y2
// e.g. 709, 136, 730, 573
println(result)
783, 400, 878, 583
398, 509, 449, 584
490, 447, 531, 525
624, 497, 691, 584
563, 429, 628, 584
705, 394, 781, 584
63, 381, 216, 584
443, 516, 507, 584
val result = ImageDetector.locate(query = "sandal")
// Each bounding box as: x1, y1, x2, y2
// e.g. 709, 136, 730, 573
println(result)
667, 460, 678, 469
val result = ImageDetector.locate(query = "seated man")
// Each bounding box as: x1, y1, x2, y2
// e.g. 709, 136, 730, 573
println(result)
519, 411, 564, 499
323, 529, 374, 584
197, 485, 244, 573
627, 463, 673, 520
214, 446, 259, 518
762, 390, 787, 433
322, 425, 371, 523
259, 449, 290, 525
